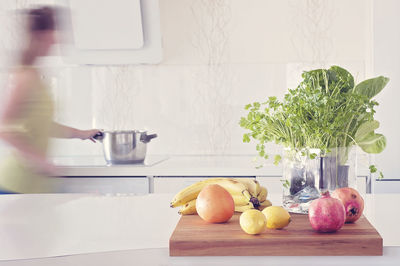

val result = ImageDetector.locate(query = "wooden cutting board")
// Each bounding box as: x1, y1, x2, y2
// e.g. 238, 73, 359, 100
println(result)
169, 213, 382, 256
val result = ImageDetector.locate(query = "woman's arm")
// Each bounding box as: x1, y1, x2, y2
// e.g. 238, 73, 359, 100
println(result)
50, 122, 100, 142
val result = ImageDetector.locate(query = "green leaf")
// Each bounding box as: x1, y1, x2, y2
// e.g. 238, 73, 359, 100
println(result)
239, 117, 248, 128
358, 133, 386, 154
243, 134, 250, 143
244, 104, 252, 110
369, 165, 384, 179
280, 179, 290, 189
268, 96, 277, 101
369, 165, 377, 173
255, 133, 265, 141
354, 76, 389, 99
273, 154, 282, 165
355, 120, 380, 142
378, 171, 384, 179
328, 65, 354, 93
253, 102, 261, 109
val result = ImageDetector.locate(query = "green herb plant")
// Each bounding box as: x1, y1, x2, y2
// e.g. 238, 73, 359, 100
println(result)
240, 66, 389, 175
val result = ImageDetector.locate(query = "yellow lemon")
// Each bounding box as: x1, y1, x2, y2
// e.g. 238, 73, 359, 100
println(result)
239, 209, 267, 235
262, 206, 291, 229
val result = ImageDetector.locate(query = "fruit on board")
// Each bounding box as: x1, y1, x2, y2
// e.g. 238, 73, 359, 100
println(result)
239, 209, 267, 235
170, 177, 272, 215
262, 206, 291, 229
308, 191, 346, 233
196, 184, 234, 223
178, 199, 197, 215
331, 187, 364, 223
170, 178, 254, 208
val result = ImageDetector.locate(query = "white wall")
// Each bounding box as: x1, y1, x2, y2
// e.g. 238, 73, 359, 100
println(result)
0, 1, 376, 167
51, 0, 372, 158
373, 0, 400, 179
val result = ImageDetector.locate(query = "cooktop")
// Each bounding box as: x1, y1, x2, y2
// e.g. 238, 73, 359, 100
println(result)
51, 155, 169, 167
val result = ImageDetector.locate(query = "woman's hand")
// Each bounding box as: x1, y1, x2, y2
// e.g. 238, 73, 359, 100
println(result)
50, 122, 101, 141
76, 129, 102, 142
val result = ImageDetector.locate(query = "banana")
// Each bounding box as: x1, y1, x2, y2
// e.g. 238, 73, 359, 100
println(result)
214, 178, 249, 195
234, 199, 272, 212
178, 199, 197, 215
173, 176, 272, 214
233, 178, 261, 197
170, 182, 202, 208
170, 178, 248, 208
258, 199, 273, 211
234, 178, 263, 208
241, 189, 260, 209
257, 186, 268, 202
234, 202, 254, 212
232, 194, 250, 206
170, 178, 226, 207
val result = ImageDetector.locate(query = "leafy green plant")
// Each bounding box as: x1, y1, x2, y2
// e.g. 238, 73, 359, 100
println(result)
369, 165, 384, 179
240, 66, 389, 170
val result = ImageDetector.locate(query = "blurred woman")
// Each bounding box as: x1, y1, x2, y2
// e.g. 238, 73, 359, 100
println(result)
0, 6, 99, 193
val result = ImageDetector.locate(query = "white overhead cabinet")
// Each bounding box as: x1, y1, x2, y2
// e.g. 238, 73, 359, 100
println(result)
62, 0, 162, 64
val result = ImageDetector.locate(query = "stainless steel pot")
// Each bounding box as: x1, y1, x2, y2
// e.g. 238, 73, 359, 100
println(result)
94, 130, 157, 164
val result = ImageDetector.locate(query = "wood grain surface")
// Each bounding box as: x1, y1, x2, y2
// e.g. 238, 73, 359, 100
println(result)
169, 213, 383, 256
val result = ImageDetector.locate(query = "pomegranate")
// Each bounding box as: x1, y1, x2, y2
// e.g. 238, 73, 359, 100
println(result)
308, 191, 346, 233
331, 187, 364, 223
196, 184, 234, 223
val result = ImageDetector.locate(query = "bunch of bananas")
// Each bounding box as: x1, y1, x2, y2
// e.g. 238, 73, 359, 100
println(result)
170, 178, 272, 215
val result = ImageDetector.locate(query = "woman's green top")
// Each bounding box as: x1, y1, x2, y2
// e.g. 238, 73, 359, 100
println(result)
0, 66, 56, 193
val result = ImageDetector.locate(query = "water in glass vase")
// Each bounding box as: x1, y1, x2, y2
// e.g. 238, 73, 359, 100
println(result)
282, 149, 320, 214
282, 148, 356, 214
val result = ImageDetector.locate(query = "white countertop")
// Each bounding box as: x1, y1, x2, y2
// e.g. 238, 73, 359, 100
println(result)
0, 192, 398, 265
52, 155, 371, 177
1, 247, 398, 266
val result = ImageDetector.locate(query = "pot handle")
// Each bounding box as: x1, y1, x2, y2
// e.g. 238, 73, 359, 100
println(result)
93, 131, 104, 142
141, 133, 157, 143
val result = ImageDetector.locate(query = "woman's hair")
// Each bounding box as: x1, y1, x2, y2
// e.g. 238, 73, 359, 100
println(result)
27, 6, 56, 32
19, 6, 57, 65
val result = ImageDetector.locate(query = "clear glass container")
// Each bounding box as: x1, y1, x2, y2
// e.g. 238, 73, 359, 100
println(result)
319, 147, 357, 192
282, 147, 356, 214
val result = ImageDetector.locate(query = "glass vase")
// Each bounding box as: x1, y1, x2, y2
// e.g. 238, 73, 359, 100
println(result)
282, 147, 356, 214
319, 147, 357, 192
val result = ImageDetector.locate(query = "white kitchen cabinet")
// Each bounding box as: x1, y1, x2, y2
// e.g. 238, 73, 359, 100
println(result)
257, 176, 369, 196
255, 176, 284, 195
154, 176, 288, 195
153, 177, 205, 194
153, 177, 256, 194
374, 180, 400, 193
52, 175, 371, 195
53, 156, 376, 195
55, 177, 149, 194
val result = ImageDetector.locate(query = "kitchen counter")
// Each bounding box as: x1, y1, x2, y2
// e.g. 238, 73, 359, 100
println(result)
0, 193, 398, 265
52, 155, 373, 194
53, 155, 371, 177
